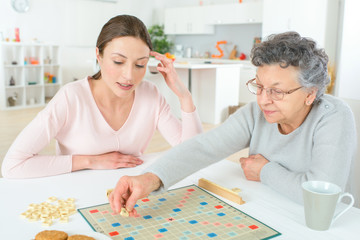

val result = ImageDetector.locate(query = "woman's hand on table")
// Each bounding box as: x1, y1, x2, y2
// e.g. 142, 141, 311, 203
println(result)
240, 154, 269, 181
150, 51, 195, 113
108, 173, 162, 215
72, 152, 143, 171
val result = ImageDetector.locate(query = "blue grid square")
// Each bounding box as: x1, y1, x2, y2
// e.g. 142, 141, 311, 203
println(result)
143, 215, 152, 220
179, 237, 189, 240
162, 222, 171, 227
189, 220, 198, 224
227, 232, 238, 237
123, 224, 132, 228
98, 218, 106, 223
183, 230, 192, 235
135, 225, 144, 230
200, 202, 208, 205
158, 198, 167, 201
195, 232, 204, 236
158, 228, 168, 233
111, 222, 121, 227
124, 237, 135, 240
173, 208, 181, 212
207, 233, 217, 238
217, 213, 226, 217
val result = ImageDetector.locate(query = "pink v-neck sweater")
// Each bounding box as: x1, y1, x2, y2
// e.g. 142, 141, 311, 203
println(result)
2, 77, 203, 178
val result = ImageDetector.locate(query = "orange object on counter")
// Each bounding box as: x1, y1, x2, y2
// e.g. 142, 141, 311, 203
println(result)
165, 52, 176, 61
212, 40, 227, 58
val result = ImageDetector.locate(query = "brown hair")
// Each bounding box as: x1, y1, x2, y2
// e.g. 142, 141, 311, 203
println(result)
92, 15, 153, 79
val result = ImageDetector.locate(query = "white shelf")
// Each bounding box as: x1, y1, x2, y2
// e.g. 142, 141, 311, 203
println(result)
0, 42, 62, 110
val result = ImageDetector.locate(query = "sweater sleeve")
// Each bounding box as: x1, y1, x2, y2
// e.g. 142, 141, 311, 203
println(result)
260, 100, 357, 204
156, 93, 203, 146
1, 89, 72, 178
145, 103, 257, 192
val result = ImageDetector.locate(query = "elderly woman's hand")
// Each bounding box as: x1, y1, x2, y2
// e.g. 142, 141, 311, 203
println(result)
239, 154, 269, 181
109, 173, 162, 215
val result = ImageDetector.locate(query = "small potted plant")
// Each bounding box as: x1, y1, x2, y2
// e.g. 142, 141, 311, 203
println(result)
148, 25, 174, 54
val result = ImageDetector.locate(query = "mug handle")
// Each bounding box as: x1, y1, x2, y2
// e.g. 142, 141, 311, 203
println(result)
333, 192, 354, 223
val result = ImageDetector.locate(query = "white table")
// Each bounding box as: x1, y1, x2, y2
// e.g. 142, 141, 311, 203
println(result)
1, 153, 360, 239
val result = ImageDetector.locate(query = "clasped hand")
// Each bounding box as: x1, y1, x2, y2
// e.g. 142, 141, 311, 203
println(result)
239, 154, 269, 181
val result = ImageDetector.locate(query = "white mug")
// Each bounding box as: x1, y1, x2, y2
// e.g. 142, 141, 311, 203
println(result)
302, 181, 354, 231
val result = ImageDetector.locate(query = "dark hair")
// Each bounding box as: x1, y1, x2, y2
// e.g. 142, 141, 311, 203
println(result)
92, 15, 153, 79
251, 31, 329, 102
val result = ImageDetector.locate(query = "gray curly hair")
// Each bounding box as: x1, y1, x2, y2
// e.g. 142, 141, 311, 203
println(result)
251, 32, 330, 102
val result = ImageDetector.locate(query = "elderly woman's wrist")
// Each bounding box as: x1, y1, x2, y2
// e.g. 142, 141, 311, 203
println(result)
144, 172, 162, 191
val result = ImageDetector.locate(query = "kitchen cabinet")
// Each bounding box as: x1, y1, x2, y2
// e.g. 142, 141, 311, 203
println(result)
0, 42, 61, 110
205, 1, 263, 25
164, 6, 214, 35
164, 2, 263, 35
262, 0, 339, 63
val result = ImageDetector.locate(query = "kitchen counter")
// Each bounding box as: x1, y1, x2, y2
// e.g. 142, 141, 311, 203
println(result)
148, 57, 251, 71
147, 58, 244, 124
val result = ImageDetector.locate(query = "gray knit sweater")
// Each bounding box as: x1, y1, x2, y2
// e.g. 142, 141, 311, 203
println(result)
145, 95, 357, 204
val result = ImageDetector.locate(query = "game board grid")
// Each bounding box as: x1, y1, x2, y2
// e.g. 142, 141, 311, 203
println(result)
98, 210, 275, 240
78, 185, 281, 240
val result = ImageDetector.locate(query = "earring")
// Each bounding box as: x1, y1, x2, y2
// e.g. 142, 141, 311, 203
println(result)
307, 101, 311, 105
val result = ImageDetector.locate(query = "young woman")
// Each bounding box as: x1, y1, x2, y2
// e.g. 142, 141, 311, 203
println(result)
2, 15, 202, 178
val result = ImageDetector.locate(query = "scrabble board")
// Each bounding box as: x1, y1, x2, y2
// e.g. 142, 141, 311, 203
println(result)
78, 185, 281, 240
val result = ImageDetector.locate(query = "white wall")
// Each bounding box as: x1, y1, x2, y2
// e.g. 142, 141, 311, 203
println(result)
335, 0, 360, 208
0, 0, 160, 84
336, 0, 360, 101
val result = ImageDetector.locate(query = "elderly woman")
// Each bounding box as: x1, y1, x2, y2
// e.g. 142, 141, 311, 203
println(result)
108, 32, 357, 214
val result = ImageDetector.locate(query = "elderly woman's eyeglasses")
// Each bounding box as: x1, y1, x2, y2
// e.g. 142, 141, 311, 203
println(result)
246, 78, 303, 101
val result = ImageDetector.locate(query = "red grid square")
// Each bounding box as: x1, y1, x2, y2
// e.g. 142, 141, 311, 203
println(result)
249, 225, 259, 230
109, 231, 119, 236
